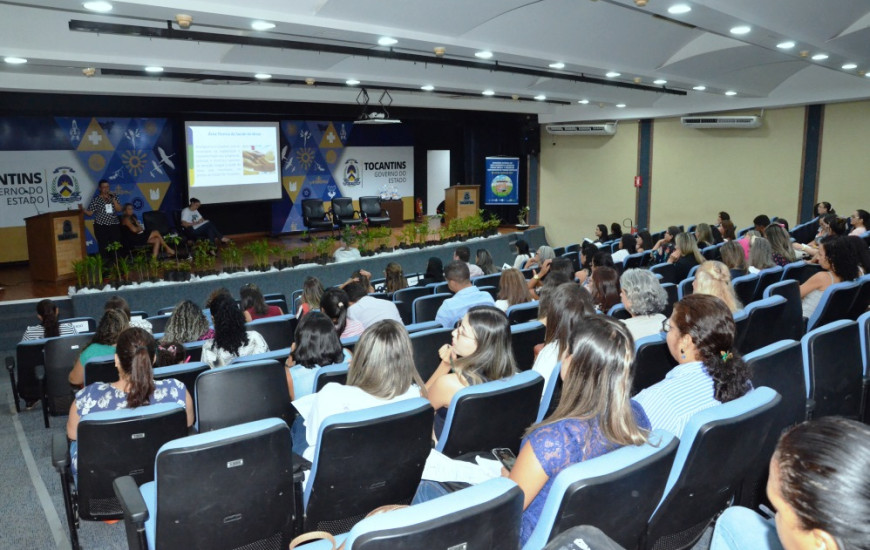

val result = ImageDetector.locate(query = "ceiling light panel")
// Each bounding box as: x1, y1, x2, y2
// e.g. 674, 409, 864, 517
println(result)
82, 1, 112, 12
251, 21, 275, 31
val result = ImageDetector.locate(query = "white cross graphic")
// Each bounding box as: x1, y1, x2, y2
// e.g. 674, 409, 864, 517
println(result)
326, 131, 336, 144
87, 131, 102, 145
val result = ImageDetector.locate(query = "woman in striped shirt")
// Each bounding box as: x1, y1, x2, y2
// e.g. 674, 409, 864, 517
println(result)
22, 299, 78, 341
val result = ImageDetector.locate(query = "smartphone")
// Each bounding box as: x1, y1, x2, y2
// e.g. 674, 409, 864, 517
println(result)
492, 447, 517, 471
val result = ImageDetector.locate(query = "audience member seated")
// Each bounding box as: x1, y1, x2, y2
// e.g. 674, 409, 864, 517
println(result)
240, 283, 282, 322
846, 236, 870, 275
693, 261, 742, 313
593, 224, 609, 244
528, 257, 574, 300
753, 214, 771, 236
608, 222, 623, 242
575, 242, 600, 282
293, 320, 425, 461
524, 245, 557, 270
68, 309, 129, 387
180, 197, 231, 246
619, 269, 668, 341
475, 249, 498, 275
384, 261, 409, 294
418, 257, 445, 286
720, 240, 748, 281
512, 239, 533, 269
160, 300, 213, 344
590, 266, 621, 313
738, 230, 761, 259
297, 276, 324, 317
105, 295, 152, 333
694, 223, 715, 249
512, 317, 650, 545
283, 312, 350, 400
435, 261, 496, 328
814, 201, 834, 218
635, 230, 653, 253
794, 214, 847, 259
667, 232, 705, 281
634, 294, 751, 437
849, 209, 868, 237
800, 236, 860, 319
651, 226, 680, 264
426, 306, 517, 439
718, 219, 737, 241
577, 250, 615, 288
155, 341, 186, 367
765, 224, 797, 266
65, 328, 194, 477
454, 245, 484, 278
320, 287, 364, 339
346, 281, 403, 328
712, 417, 870, 550
611, 234, 637, 264
120, 202, 174, 258
532, 283, 595, 386
201, 292, 269, 368
22, 298, 77, 341
495, 268, 533, 312
748, 237, 776, 274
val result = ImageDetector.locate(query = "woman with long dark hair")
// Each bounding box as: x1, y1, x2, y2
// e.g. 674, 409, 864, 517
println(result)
590, 266, 621, 313
418, 257, 445, 286
120, 202, 174, 258
201, 292, 268, 368
800, 236, 860, 319
22, 299, 77, 341
532, 283, 595, 384
68, 309, 128, 386
384, 262, 409, 294
319, 287, 364, 339
240, 283, 282, 322
297, 276, 324, 317
611, 233, 637, 264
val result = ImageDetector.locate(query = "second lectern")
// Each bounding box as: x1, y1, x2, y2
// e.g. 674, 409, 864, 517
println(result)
444, 185, 479, 222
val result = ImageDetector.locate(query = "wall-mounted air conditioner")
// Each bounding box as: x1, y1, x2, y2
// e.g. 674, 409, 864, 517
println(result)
680, 116, 761, 129
545, 123, 617, 136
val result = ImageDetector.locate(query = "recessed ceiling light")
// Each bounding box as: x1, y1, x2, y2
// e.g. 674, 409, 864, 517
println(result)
725, 90, 737, 96
250, 21, 275, 31
811, 53, 829, 61
345, 79, 360, 86
578, 99, 589, 104
776, 41, 796, 49
254, 73, 272, 79
534, 94, 546, 101
548, 62, 565, 69
667, 4, 691, 14
378, 37, 397, 46
3, 56, 27, 64
606, 71, 621, 78
475, 51, 493, 59
692, 85, 706, 91
144, 66, 164, 73
82, 1, 112, 12
730, 25, 751, 35
616, 103, 627, 108
653, 79, 668, 85
482, 89, 495, 96
842, 63, 858, 70
421, 84, 434, 91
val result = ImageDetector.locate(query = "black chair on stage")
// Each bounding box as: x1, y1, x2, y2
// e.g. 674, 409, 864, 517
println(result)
359, 196, 391, 227
409, 327, 453, 382
331, 197, 363, 229
39, 333, 94, 428
302, 199, 335, 236
632, 333, 677, 395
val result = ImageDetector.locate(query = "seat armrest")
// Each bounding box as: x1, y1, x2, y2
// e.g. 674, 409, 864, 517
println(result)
114, 476, 149, 525
35, 364, 45, 382
5, 356, 13, 373
51, 432, 70, 471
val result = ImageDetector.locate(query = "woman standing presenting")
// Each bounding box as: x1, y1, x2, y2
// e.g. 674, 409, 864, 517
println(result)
79, 179, 121, 256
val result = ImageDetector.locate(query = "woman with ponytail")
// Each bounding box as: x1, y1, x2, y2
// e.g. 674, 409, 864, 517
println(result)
65, 327, 193, 477
635, 294, 751, 437
22, 299, 78, 341
319, 287, 364, 339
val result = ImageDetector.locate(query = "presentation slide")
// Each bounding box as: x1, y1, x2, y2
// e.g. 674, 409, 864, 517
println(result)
184, 121, 282, 204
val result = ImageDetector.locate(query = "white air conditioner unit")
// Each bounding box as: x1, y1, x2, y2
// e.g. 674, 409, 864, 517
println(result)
545, 123, 617, 136
680, 116, 761, 129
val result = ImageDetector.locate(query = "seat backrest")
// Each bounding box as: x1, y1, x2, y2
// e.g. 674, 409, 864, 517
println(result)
524, 431, 679, 550
801, 320, 863, 418
412, 293, 451, 324
781, 261, 822, 284
142, 210, 173, 235
760, 278, 801, 335
848, 274, 870, 320
145, 314, 170, 334
624, 252, 647, 270
631, 333, 677, 395
182, 339, 205, 363
331, 197, 356, 219
59, 316, 97, 333
701, 244, 721, 262
510, 321, 546, 371
562, 251, 581, 272
736, 295, 789, 355
806, 280, 861, 332
153, 361, 209, 396
392, 286, 431, 305
731, 273, 760, 307
649, 263, 676, 284
314, 363, 349, 392
427, 280, 450, 293
230, 347, 292, 365
302, 198, 326, 219
661, 283, 678, 317
678, 277, 694, 300
753, 266, 784, 302
646, 387, 781, 550
409, 327, 454, 381
77, 403, 187, 520
565, 243, 580, 253
506, 301, 539, 325
152, 418, 295, 549
195, 360, 294, 431
15, 338, 50, 402
83, 354, 119, 386
44, 333, 94, 412
537, 361, 563, 422
860, 311, 870, 376
358, 196, 382, 217
436, 371, 545, 457
264, 298, 289, 314
344, 477, 523, 550
305, 399, 433, 533
472, 272, 502, 290
607, 303, 631, 320
245, 314, 297, 351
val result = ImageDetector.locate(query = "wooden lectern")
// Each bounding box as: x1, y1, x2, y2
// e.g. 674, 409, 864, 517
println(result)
24, 210, 87, 282
444, 185, 479, 222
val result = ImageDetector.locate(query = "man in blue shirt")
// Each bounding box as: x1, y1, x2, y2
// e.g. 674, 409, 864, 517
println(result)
435, 261, 495, 328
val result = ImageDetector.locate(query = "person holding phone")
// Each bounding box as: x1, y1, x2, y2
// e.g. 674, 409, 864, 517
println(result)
79, 179, 121, 256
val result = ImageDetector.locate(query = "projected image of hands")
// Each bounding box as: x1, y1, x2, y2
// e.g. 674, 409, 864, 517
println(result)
243, 147, 276, 175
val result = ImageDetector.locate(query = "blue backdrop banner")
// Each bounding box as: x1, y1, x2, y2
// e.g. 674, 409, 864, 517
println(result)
484, 157, 519, 205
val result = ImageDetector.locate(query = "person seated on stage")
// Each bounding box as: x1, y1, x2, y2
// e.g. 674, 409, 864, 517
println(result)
454, 245, 484, 278
417, 257, 445, 287
79, 179, 122, 256
283, 311, 351, 400
66, 328, 194, 478
155, 341, 187, 367
105, 295, 152, 333
201, 293, 269, 368
68, 309, 129, 387
434, 261, 496, 328
384, 261, 409, 295
161, 300, 213, 344
495, 268, 532, 312
619, 269, 669, 341
320, 287, 365, 339
180, 197, 231, 246
22, 299, 78, 341
297, 276, 324, 318
240, 283, 282, 322
120, 203, 174, 258
425, 306, 517, 439
345, 281, 403, 328
475, 249, 498, 275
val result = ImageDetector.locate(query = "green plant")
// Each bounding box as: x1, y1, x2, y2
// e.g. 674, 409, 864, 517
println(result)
106, 241, 123, 281
314, 236, 335, 258
400, 223, 417, 246
90, 254, 103, 287
369, 226, 392, 249
147, 256, 160, 280
245, 239, 272, 269
414, 222, 429, 244
192, 239, 214, 272
72, 259, 86, 288
339, 224, 357, 248
164, 234, 183, 268
117, 257, 130, 282
131, 249, 149, 281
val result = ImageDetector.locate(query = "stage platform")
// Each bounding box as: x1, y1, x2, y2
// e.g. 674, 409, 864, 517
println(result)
0, 226, 546, 352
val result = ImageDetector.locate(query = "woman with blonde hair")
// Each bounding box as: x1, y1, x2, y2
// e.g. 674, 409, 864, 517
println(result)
695, 223, 715, 249
495, 268, 532, 312
765, 224, 796, 266
693, 261, 743, 312
384, 261, 408, 294
720, 240, 747, 281
667, 232, 705, 281
748, 237, 776, 273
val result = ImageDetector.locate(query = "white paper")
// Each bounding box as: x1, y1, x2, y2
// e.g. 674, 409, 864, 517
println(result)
420, 449, 502, 484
